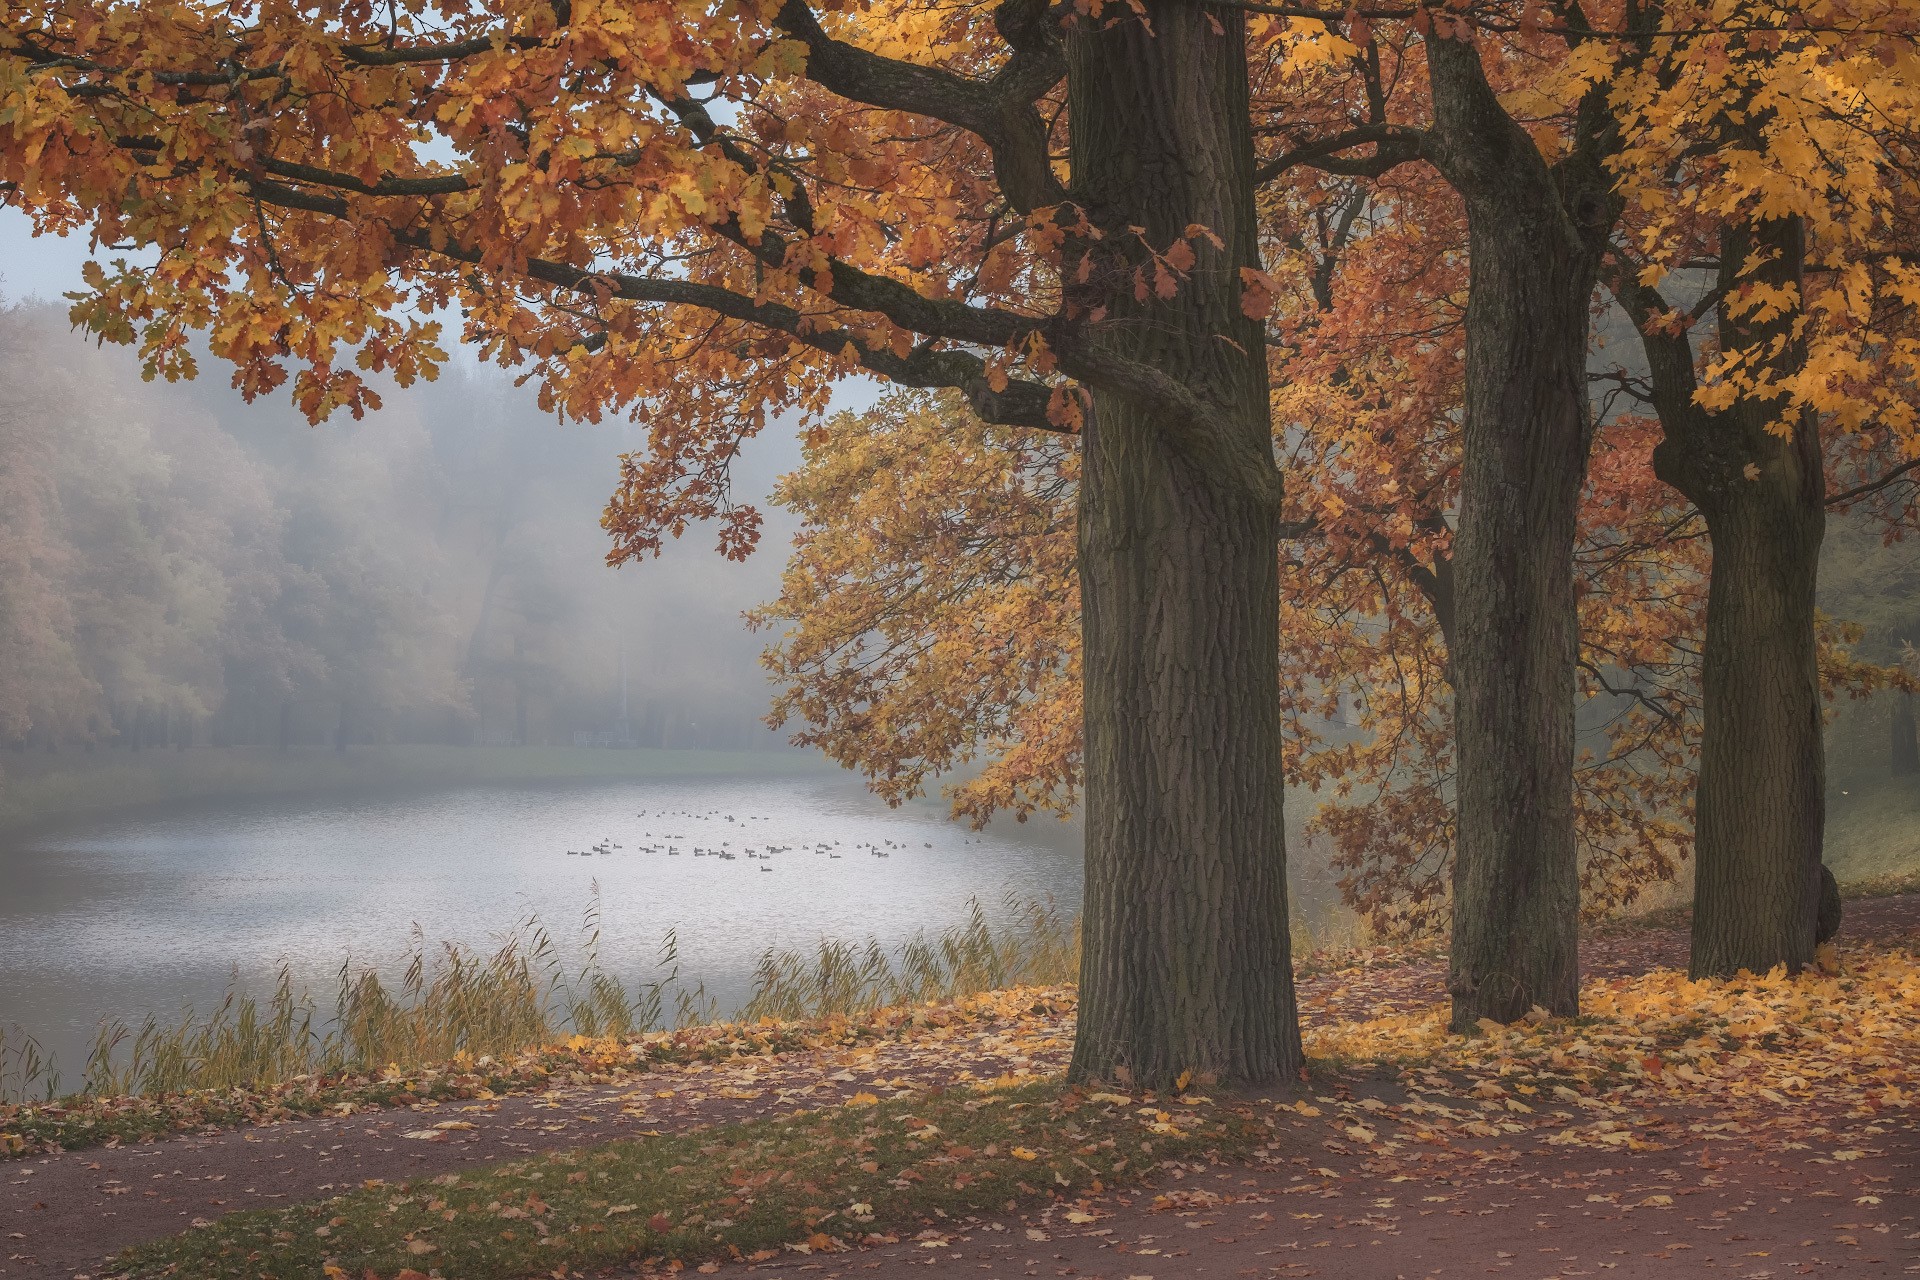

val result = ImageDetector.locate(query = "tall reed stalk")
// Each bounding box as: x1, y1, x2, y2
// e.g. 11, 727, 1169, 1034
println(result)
1, 890, 1079, 1104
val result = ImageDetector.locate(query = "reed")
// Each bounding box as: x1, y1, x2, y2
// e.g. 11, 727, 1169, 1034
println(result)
0, 1026, 61, 1104
0, 890, 1077, 1104
739, 894, 1079, 1021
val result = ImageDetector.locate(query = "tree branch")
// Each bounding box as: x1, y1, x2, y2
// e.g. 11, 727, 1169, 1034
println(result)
1254, 123, 1428, 186
772, 0, 1066, 214
1201, 0, 1415, 18
1827, 456, 1920, 509
1579, 659, 1682, 725
238, 178, 1062, 431
1054, 339, 1282, 509
228, 136, 1047, 352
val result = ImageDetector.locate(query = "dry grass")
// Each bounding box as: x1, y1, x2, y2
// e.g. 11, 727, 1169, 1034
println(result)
0, 893, 1078, 1105
739, 895, 1078, 1021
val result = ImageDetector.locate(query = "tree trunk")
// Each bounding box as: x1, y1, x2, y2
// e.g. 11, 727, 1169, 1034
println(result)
1649, 218, 1826, 979
1892, 692, 1918, 777
1063, 4, 1302, 1089
1445, 221, 1590, 1027
1425, 39, 1612, 1030
1685, 499, 1824, 975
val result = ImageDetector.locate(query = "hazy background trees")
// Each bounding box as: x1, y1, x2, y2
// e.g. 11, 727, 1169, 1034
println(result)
0, 300, 791, 759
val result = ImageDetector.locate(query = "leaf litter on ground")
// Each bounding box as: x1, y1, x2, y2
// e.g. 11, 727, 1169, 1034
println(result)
104, 920, 1920, 1279
109, 1080, 1276, 1279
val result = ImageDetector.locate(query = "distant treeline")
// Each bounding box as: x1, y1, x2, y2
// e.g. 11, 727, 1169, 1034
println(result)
0, 303, 786, 759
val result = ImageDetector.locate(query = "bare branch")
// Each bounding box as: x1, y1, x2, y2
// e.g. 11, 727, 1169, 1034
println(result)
1827, 457, 1920, 509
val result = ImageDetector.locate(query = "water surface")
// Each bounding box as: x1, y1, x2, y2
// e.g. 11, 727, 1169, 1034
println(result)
0, 775, 1083, 1078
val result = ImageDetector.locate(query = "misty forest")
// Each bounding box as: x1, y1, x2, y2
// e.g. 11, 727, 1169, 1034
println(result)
1, 1, 1919, 1278
0, 302, 783, 759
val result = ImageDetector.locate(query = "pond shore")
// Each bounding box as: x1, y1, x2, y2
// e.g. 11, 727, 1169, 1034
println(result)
0, 744, 840, 834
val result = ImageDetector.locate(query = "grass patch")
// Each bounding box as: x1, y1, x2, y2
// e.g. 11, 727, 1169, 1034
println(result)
1823, 772, 1920, 885
1, 897, 1078, 1150
1840, 867, 1920, 898
111, 1080, 1274, 1280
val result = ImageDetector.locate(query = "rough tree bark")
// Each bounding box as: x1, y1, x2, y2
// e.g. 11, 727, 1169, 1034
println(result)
1423, 38, 1615, 1030
1672, 219, 1826, 978
1064, 4, 1303, 1088
1617, 217, 1826, 978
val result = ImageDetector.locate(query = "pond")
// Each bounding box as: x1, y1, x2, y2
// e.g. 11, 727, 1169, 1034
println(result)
0, 774, 1084, 1082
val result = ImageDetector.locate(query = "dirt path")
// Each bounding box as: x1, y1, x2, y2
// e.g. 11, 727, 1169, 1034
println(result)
0, 1025, 1066, 1279
5, 897, 1915, 1279
715, 896, 1920, 1280
718, 1095, 1919, 1278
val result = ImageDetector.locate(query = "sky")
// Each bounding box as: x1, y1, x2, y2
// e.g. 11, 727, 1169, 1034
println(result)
0, 209, 105, 305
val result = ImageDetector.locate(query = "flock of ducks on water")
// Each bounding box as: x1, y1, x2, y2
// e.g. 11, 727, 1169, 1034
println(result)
562, 806, 951, 870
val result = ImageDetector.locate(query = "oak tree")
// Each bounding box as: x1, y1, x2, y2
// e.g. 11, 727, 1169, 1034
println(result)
1603, 10, 1920, 974
2, 0, 1308, 1087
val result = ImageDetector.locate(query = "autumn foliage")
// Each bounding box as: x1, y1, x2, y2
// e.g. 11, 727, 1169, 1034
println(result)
6, 0, 1920, 1075
751, 0, 1920, 936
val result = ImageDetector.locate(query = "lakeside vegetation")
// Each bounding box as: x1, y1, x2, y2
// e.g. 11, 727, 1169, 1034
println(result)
106, 923, 1920, 1280
0, 895, 1079, 1112
6, 844, 1913, 1121
0, 743, 837, 834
